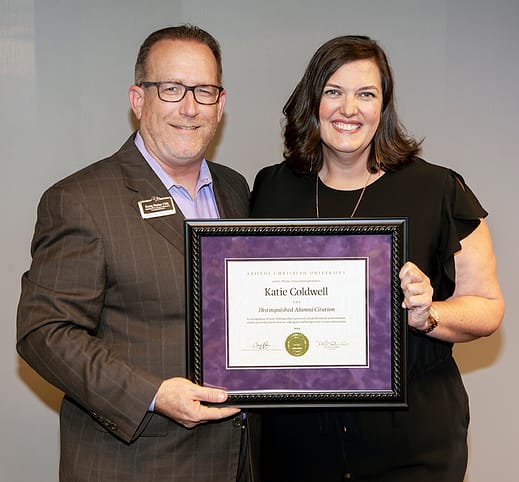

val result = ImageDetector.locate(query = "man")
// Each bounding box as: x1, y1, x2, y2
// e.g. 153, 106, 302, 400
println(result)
17, 25, 252, 481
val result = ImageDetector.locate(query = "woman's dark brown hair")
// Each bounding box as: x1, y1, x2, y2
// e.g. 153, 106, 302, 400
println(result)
283, 35, 422, 175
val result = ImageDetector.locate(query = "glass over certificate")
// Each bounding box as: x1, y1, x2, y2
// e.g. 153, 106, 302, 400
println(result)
226, 257, 368, 368
185, 218, 407, 408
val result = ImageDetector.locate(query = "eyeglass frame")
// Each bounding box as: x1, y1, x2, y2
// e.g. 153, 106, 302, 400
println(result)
137, 81, 224, 105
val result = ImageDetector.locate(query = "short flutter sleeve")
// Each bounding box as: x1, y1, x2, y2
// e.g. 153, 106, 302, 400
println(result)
439, 169, 487, 297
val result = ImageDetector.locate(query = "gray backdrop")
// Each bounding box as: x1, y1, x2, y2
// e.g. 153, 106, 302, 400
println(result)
2, 0, 517, 480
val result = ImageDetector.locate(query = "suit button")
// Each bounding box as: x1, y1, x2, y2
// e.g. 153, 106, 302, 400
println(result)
232, 416, 242, 428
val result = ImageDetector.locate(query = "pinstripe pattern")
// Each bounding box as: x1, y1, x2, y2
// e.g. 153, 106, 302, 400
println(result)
16, 134, 250, 481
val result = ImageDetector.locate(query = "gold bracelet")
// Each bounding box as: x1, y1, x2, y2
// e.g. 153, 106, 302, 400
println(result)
409, 305, 439, 334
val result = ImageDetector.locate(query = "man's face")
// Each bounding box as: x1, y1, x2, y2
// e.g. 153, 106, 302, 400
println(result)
130, 39, 225, 172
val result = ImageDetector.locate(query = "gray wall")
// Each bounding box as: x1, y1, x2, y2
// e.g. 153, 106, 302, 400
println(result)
2, 0, 518, 480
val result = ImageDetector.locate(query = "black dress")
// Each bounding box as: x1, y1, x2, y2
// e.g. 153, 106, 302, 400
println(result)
249, 158, 486, 482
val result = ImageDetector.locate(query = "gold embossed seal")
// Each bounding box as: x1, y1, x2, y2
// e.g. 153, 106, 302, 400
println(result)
285, 332, 309, 357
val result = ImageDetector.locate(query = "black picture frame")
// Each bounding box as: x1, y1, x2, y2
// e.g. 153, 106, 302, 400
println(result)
185, 218, 407, 408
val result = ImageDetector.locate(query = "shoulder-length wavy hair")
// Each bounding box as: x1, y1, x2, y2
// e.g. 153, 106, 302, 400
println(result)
283, 35, 422, 175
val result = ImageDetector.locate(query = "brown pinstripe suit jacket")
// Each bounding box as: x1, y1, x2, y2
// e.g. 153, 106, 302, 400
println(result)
16, 134, 251, 481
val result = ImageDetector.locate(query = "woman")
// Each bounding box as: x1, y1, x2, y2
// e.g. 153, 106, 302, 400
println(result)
250, 35, 504, 481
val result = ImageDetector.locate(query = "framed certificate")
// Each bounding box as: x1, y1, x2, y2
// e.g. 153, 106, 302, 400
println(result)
185, 218, 407, 407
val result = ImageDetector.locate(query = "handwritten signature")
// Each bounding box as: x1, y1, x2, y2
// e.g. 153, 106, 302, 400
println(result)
252, 341, 271, 350
317, 340, 348, 350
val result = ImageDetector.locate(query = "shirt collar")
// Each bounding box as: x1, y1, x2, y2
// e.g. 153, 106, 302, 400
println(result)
134, 131, 213, 192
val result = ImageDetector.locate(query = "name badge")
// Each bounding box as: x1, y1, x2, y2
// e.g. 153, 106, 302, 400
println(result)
138, 196, 176, 219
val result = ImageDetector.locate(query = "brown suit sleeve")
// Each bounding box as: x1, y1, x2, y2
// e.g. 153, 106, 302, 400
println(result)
17, 181, 161, 443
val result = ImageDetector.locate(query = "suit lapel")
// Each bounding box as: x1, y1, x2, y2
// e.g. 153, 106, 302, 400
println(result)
116, 135, 186, 254
210, 164, 247, 219
114, 135, 246, 252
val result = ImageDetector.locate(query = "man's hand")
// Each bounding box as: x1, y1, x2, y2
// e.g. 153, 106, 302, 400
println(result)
154, 377, 240, 428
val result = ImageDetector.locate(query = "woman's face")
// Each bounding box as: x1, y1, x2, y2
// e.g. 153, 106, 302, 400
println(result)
318, 58, 383, 164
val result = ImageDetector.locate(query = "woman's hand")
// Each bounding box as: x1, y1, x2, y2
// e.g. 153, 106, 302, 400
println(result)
399, 261, 435, 332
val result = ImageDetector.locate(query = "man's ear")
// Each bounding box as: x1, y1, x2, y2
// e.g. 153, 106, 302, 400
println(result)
216, 89, 226, 123
128, 85, 144, 120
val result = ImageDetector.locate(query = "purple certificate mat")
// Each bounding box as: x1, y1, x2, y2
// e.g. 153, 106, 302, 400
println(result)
185, 218, 407, 407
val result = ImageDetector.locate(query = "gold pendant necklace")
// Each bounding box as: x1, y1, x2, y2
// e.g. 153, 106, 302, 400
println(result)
315, 171, 373, 218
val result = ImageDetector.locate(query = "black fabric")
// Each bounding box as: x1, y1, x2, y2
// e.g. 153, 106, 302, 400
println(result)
249, 158, 485, 481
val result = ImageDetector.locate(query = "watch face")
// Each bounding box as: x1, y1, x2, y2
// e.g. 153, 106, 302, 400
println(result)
426, 306, 439, 332
429, 306, 439, 322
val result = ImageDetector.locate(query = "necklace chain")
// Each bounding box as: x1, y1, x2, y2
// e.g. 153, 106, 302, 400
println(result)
315, 172, 373, 218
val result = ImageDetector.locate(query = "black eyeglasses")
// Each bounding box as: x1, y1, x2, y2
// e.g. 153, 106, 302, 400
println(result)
138, 81, 224, 105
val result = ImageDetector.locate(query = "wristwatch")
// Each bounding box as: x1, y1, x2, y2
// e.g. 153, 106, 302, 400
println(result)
410, 305, 439, 334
